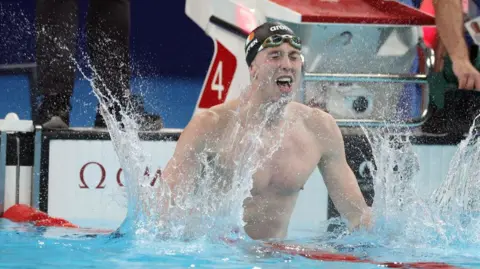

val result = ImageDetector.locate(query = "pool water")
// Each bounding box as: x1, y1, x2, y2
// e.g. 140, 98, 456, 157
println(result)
1, 216, 480, 269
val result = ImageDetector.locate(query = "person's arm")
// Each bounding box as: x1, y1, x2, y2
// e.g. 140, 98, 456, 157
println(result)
308, 109, 371, 230
433, 0, 480, 90
159, 110, 219, 213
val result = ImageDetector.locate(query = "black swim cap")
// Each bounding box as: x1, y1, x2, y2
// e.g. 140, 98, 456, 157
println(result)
244, 22, 299, 67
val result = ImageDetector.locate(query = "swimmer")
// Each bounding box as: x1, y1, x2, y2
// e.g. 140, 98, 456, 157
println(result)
162, 22, 372, 240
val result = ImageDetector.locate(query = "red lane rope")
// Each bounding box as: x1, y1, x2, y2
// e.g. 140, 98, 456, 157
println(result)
263, 242, 462, 269
1, 204, 114, 234
2, 204, 78, 228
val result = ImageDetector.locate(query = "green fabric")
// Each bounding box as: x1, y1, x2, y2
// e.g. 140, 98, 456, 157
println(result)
427, 71, 449, 109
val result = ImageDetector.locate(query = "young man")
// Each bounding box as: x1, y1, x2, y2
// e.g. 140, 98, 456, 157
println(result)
161, 22, 372, 240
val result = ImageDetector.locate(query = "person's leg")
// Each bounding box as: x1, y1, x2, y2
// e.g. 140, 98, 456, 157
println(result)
87, 0, 131, 127
35, 0, 78, 128
87, 0, 163, 130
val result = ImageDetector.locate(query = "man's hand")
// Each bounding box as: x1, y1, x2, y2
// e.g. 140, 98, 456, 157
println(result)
348, 206, 373, 231
452, 59, 480, 91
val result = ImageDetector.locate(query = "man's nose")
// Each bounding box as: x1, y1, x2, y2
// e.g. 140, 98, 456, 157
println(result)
279, 55, 293, 71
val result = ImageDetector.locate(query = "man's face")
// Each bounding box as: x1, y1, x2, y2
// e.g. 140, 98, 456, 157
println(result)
250, 42, 303, 101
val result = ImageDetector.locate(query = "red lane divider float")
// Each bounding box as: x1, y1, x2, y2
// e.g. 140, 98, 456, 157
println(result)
1, 204, 112, 234
2, 204, 79, 228
263, 242, 462, 269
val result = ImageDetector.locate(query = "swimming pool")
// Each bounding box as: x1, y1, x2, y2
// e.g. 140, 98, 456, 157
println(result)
2, 106, 480, 269
3, 110, 480, 269
1, 213, 480, 269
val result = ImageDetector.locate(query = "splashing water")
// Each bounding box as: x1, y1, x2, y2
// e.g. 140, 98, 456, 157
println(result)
432, 115, 480, 214
37, 24, 480, 249
31, 16, 302, 246
356, 112, 480, 249
68, 55, 295, 243
428, 115, 480, 244
7, 5, 480, 268
31, 24, 168, 240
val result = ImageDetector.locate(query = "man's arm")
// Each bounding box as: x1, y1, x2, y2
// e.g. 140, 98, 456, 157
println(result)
432, 0, 480, 90
160, 111, 219, 209
308, 109, 371, 230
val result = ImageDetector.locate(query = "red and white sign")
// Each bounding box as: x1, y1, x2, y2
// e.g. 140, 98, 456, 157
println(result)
198, 41, 237, 109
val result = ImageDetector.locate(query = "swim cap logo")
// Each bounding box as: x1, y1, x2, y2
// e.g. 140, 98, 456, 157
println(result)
245, 32, 255, 47
270, 25, 290, 32
245, 38, 258, 54
247, 32, 255, 42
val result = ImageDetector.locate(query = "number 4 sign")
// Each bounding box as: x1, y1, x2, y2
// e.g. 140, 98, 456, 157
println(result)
198, 41, 237, 108
212, 61, 224, 100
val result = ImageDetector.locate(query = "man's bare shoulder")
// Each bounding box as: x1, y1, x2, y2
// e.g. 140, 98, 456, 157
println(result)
184, 109, 221, 139
188, 100, 240, 131
287, 102, 336, 134
191, 109, 220, 126
209, 99, 240, 114
290, 103, 345, 161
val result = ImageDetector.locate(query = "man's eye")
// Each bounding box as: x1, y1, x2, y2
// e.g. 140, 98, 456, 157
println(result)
270, 52, 281, 58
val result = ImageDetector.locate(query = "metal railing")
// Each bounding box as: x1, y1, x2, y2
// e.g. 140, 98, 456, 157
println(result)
303, 42, 433, 128
0, 132, 6, 213
304, 73, 428, 84
31, 126, 42, 209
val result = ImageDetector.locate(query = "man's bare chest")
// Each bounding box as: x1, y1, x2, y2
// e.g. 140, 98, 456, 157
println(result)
212, 127, 321, 195
251, 132, 320, 195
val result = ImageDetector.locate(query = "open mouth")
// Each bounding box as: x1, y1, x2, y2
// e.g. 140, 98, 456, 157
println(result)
276, 76, 293, 93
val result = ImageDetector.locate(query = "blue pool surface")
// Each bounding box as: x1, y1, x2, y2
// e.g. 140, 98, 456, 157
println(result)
1, 217, 480, 269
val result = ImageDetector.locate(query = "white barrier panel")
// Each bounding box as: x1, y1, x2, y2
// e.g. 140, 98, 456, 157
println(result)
288, 170, 329, 234
4, 166, 32, 210
46, 138, 330, 232
47, 140, 176, 228
45, 135, 461, 234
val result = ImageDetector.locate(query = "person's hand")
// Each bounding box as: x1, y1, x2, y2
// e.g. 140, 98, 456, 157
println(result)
452, 59, 480, 91
359, 206, 373, 231
347, 206, 373, 232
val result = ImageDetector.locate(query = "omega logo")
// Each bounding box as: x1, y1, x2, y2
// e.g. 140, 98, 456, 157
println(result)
78, 162, 162, 189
